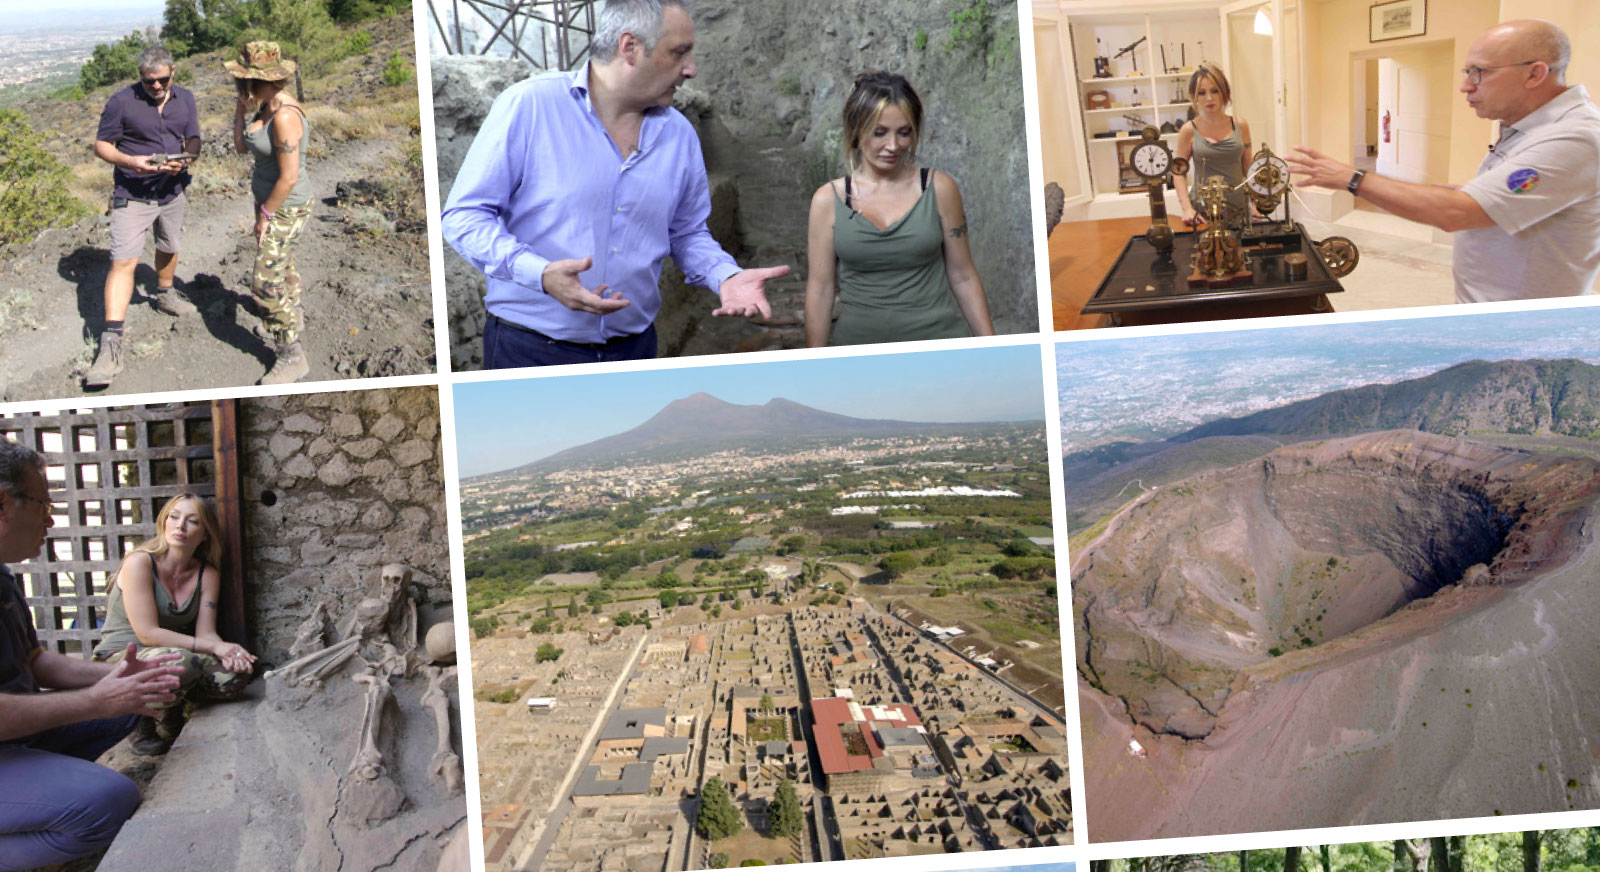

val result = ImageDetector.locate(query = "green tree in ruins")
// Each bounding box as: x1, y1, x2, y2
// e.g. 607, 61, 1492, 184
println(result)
696, 776, 742, 840
768, 778, 801, 838
568, 594, 579, 617
878, 551, 919, 581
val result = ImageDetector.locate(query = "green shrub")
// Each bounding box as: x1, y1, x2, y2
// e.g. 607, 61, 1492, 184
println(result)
80, 31, 150, 92
0, 110, 92, 250
381, 50, 413, 86
325, 0, 407, 23
914, 28, 928, 52
946, 0, 993, 55
343, 29, 373, 57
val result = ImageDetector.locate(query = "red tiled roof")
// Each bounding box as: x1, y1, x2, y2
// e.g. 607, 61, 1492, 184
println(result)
810, 697, 921, 775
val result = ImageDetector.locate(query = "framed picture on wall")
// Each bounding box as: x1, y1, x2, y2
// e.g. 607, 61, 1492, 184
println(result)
1371, 0, 1426, 42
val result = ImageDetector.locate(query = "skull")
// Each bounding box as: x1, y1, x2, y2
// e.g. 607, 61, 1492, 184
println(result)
379, 563, 410, 599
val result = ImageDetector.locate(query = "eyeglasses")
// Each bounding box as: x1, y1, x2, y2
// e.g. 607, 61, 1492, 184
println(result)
141, 75, 172, 87
1460, 62, 1537, 85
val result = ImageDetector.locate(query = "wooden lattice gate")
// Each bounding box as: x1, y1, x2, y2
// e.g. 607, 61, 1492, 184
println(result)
0, 401, 245, 657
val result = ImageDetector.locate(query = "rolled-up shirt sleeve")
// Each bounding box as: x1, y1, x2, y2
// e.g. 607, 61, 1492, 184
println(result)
668, 134, 741, 295
1462, 133, 1600, 235
442, 86, 552, 295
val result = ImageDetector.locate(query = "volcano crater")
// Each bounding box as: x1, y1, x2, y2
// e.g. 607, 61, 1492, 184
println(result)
1073, 430, 1600, 739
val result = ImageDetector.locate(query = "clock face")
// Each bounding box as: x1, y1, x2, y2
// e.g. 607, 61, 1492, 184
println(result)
1246, 153, 1290, 196
1132, 141, 1171, 180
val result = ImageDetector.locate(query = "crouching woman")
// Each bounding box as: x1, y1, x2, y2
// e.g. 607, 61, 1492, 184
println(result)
92, 493, 256, 755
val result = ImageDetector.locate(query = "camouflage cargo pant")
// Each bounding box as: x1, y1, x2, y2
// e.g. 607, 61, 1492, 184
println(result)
97, 645, 251, 711
252, 203, 312, 345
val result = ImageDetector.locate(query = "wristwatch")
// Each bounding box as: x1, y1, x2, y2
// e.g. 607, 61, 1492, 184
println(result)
1347, 169, 1366, 196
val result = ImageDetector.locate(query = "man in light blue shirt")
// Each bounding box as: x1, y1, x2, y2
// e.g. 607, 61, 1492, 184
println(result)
443, 0, 790, 367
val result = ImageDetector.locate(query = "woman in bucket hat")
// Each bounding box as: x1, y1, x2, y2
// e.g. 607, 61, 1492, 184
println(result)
228, 41, 313, 385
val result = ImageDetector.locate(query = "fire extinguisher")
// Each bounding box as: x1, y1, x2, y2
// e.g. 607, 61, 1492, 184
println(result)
1382, 110, 1391, 143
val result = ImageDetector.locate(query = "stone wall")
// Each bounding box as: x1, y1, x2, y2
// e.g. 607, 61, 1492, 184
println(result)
432, 56, 534, 370
239, 386, 450, 661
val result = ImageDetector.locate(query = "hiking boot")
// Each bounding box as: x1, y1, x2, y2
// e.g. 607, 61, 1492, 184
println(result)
155, 704, 188, 741
128, 715, 172, 756
83, 331, 124, 389
258, 341, 309, 385
150, 285, 198, 317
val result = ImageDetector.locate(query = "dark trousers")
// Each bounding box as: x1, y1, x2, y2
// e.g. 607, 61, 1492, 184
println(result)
483, 315, 657, 368
0, 715, 142, 870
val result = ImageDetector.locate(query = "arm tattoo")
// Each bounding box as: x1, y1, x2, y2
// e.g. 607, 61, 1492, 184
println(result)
949, 223, 969, 239
203, 601, 218, 610
273, 142, 299, 155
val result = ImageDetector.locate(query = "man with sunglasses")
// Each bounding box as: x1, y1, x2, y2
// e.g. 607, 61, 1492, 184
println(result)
0, 440, 183, 868
87, 45, 202, 390
1287, 19, 1599, 303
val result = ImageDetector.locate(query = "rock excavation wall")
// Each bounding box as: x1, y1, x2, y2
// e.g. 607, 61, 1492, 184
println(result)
431, 0, 1035, 366
239, 386, 451, 661
1074, 430, 1600, 739
431, 55, 534, 370
690, 0, 1035, 331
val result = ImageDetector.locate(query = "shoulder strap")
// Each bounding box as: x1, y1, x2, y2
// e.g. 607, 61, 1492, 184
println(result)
921, 167, 930, 191
844, 175, 853, 209
146, 550, 160, 582
1230, 116, 1237, 131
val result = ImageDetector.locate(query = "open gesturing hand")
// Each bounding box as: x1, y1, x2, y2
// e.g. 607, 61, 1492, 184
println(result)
714, 265, 792, 318
95, 643, 183, 717
542, 257, 631, 315
1284, 147, 1357, 191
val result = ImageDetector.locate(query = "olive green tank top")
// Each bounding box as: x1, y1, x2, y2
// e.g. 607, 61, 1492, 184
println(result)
94, 552, 204, 656
246, 103, 312, 208
829, 174, 969, 346
1188, 117, 1247, 220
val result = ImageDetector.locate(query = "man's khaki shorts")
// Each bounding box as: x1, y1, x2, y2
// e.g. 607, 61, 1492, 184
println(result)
108, 191, 186, 261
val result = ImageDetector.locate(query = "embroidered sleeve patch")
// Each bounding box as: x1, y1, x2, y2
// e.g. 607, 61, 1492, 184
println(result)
1507, 168, 1540, 193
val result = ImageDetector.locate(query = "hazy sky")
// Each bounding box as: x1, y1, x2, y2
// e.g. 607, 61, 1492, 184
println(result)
454, 345, 1048, 476
3, 3, 163, 31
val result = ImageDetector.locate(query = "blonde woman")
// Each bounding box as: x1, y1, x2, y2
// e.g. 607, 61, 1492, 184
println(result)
92, 493, 255, 755
804, 72, 995, 347
227, 41, 313, 385
1174, 62, 1254, 228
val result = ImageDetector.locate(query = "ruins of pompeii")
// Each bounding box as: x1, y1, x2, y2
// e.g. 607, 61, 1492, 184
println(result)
1068, 358, 1600, 840
461, 394, 1070, 870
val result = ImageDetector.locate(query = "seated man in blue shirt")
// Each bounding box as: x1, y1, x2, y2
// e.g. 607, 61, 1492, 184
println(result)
442, 0, 791, 368
0, 440, 183, 869
86, 45, 203, 390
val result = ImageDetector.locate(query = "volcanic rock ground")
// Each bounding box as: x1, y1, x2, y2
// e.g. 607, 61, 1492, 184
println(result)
1073, 430, 1600, 840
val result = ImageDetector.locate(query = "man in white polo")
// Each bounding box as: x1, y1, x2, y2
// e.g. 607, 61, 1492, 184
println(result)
1287, 19, 1599, 303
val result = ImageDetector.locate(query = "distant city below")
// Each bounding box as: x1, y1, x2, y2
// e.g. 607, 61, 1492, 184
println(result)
0, 14, 163, 90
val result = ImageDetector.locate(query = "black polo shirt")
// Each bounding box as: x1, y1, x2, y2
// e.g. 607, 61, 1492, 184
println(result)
0, 566, 40, 697
95, 82, 200, 205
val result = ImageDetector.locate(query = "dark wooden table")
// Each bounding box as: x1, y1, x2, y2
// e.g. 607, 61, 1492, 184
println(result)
1050, 216, 1333, 331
